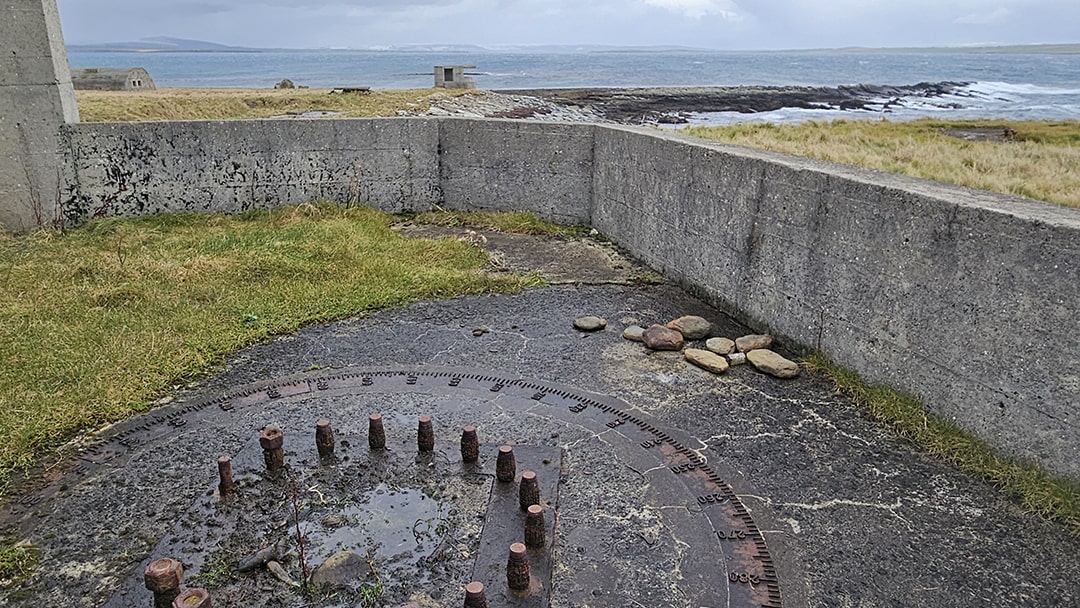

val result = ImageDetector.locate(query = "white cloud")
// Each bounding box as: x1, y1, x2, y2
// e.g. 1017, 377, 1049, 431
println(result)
954, 6, 1012, 25
641, 0, 742, 20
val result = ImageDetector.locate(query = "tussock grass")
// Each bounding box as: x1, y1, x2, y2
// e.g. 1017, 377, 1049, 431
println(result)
0, 204, 538, 488
410, 209, 584, 237
804, 354, 1080, 536
75, 87, 474, 122
685, 119, 1080, 209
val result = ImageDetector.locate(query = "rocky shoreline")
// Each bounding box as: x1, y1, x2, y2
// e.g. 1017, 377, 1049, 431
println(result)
410, 81, 972, 124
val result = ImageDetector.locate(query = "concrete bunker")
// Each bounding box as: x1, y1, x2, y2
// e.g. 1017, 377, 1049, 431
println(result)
435, 64, 476, 89
72, 67, 156, 91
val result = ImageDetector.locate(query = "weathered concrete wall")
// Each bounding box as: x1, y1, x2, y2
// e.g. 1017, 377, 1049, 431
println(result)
61, 117, 1079, 480
64, 118, 595, 227
0, 0, 79, 232
591, 125, 1080, 481
439, 119, 594, 226
66, 119, 442, 219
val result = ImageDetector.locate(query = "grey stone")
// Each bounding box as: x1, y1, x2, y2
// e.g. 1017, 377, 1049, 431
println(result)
310, 550, 370, 589
622, 325, 645, 342
574, 316, 607, 332
746, 349, 800, 379
705, 337, 735, 355
684, 348, 729, 374
666, 315, 713, 340
642, 324, 684, 351
735, 334, 773, 353
727, 352, 747, 366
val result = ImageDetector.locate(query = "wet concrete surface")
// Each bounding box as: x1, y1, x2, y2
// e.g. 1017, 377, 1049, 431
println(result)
1, 232, 1077, 608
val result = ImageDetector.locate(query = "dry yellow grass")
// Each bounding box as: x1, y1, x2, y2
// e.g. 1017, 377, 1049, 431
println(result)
685, 119, 1080, 209
75, 87, 475, 122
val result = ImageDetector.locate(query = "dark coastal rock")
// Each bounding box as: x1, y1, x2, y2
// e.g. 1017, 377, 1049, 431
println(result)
642, 324, 684, 351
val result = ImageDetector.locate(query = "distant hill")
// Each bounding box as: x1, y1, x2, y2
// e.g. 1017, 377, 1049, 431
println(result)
68, 37, 256, 52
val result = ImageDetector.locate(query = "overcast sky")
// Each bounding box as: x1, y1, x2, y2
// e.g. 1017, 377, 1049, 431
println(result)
56, 0, 1079, 50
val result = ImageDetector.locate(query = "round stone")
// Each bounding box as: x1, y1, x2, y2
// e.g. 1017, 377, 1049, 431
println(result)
641, 324, 684, 351
666, 315, 713, 340
746, 349, 800, 378
705, 337, 735, 355
573, 316, 607, 332
622, 325, 645, 342
684, 349, 729, 374
735, 334, 773, 353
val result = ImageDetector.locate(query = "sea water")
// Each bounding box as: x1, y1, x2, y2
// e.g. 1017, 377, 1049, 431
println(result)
67, 49, 1080, 124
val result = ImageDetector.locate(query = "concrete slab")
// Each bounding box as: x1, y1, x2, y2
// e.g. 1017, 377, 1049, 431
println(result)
0, 232, 1076, 607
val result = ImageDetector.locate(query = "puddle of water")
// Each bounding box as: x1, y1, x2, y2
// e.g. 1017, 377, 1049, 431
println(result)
302, 483, 448, 568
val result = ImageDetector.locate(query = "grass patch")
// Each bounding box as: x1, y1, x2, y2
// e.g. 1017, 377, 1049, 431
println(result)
0, 541, 38, 590
804, 353, 1080, 536
0, 204, 540, 489
75, 87, 476, 122
684, 118, 1080, 209
410, 208, 584, 237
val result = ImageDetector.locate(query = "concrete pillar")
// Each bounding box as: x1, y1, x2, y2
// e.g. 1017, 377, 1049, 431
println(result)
1, 0, 79, 233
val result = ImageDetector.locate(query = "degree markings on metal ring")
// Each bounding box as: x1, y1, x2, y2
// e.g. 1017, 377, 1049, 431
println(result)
56, 369, 783, 607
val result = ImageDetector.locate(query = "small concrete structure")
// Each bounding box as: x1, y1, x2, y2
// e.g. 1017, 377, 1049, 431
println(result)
434, 65, 475, 89
72, 67, 155, 91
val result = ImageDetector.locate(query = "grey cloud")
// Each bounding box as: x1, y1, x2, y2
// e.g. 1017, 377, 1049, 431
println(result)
57, 0, 1080, 49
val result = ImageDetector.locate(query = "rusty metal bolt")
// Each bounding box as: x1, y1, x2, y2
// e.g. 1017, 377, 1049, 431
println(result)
518, 470, 540, 511
417, 415, 435, 453
144, 557, 183, 608
315, 418, 335, 457
216, 456, 236, 497
506, 542, 530, 591
259, 427, 284, 471
172, 588, 211, 608
460, 426, 479, 463
368, 413, 386, 450
524, 504, 546, 549
495, 445, 516, 483
463, 581, 488, 608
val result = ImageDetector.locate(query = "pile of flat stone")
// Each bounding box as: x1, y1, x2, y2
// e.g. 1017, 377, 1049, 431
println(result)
574, 315, 799, 379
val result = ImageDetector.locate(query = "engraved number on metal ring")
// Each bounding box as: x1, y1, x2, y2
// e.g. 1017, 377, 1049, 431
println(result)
729, 572, 761, 585
697, 493, 729, 505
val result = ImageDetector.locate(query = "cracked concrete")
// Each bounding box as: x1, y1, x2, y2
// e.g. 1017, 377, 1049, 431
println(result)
0, 230, 1077, 607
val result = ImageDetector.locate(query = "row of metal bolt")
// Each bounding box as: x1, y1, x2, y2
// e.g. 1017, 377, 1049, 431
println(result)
213, 416, 548, 606
217, 414, 543, 488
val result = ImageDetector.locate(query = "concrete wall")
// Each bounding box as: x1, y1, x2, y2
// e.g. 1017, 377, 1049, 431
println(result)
66, 119, 442, 219
0, 0, 79, 232
592, 126, 1079, 481
64, 118, 594, 227
61, 117, 1079, 481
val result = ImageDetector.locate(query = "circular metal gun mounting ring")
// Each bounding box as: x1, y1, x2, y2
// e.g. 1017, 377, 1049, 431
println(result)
6, 367, 783, 608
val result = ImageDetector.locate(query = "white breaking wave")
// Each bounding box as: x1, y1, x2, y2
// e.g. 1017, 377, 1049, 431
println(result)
961, 81, 1080, 98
